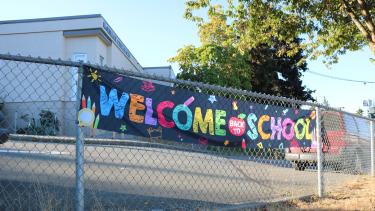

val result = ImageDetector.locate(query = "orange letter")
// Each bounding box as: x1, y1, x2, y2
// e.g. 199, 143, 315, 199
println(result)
129, 94, 145, 123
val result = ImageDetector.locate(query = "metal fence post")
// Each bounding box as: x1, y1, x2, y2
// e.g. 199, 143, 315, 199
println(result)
75, 65, 84, 211
316, 107, 323, 197
371, 120, 374, 177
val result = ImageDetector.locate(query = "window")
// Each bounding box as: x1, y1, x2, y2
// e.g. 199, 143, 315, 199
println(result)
71, 53, 87, 101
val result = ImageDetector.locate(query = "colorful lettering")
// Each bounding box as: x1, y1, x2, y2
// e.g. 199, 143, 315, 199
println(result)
270, 117, 282, 140
215, 110, 226, 136
157, 101, 175, 128
247, 113, 258, 140
193, 107, 214, 135
129, 94, 145, 123
305, 118, 312, 140
258, 115, 270, 140
99, 85, 129, 119
282, 118, 295, 140
172, 105, 193, 131
294, 118, 306, 140
145, 98, 157, 126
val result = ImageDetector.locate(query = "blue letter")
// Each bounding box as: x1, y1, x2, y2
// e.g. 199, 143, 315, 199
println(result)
172, 105, 193, 131
100, 85, 129, 119
247, 113, 258, 140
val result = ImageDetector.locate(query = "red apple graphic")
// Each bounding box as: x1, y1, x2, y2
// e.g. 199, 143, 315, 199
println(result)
228, 113, 246, 136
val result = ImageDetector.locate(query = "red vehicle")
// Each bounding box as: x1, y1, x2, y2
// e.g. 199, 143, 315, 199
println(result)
285, 110, 371, 173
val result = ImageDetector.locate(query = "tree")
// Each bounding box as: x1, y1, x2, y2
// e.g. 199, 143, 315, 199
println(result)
170, 2, 314, 101
171, 44, 252, 90
184, 0, 375, 64
356, 108, 364, 116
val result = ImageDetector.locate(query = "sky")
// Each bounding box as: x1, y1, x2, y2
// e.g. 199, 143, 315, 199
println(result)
1, 0, 374, 114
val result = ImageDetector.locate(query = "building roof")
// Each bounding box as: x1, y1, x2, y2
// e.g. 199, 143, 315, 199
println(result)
0, 14, 143, 71
0, 14, 102, 25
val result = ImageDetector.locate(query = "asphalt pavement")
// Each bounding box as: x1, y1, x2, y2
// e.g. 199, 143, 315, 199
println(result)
0, 139, 358, 210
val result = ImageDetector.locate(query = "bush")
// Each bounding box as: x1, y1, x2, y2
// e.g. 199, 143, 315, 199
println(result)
17, 110, 59, 136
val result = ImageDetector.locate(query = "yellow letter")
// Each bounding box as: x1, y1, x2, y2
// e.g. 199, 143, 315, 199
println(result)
193, 107, 214, 135
305, 118, 312, 140
294, 118, 306, 140
258, 115, 270, 140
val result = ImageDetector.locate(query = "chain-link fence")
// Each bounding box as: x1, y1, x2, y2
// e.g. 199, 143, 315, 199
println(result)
0, 54, 374, 210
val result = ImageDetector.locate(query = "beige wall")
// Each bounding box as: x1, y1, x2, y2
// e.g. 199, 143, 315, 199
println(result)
0, 31, 65, 58
0, 16, 147, 135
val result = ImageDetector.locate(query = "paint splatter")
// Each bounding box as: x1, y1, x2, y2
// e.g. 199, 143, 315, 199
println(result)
198, 137, 208, 145
177, 133, 184, 141
114, 76, 123, 83
141, 81, 155, 92
171, 90, 176, 95
78, 95, 97, 127
208, 95, 217, 104
294, 109, 299, 115
224, 140, 230, 146
257, 142, 263, 149
88, 69, 102, 82
310, 110, 316, 119
184, 96, 195, 106
282, 109, 289, 115
147, 126, 162, 141
264, 105, 269, 110
249, 105, 253, 110
232, 101, 238, 110
119, 124, 127, 132
290, 139, 299, 147
241, 139, 246, 150
278, 143, 284, 149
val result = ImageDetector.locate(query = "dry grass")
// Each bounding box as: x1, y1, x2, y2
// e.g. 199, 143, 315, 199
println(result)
266, 176, 375, 210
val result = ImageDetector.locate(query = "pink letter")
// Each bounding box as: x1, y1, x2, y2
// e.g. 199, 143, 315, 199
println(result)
157, 101, 175, 128
271, 117, 282, 140
282, 118, 295, 140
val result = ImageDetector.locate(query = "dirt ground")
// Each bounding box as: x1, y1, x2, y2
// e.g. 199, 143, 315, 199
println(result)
266, 176, 375, 210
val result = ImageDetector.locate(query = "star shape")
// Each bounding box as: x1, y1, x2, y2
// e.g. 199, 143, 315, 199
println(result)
119, 124, 127, 132
208, 95, 217, 104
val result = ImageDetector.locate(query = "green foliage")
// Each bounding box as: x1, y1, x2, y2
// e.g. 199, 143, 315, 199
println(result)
356, 108, 364, 116
17, 110, 59, 136
170, 44, 252, 90
170, 0, 315, 101
183, 0, 375, 64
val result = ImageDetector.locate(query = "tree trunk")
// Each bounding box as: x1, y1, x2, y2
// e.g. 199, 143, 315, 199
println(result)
370, 41, 375, 56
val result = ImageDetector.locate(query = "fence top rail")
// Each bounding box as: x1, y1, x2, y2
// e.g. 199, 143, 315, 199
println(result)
0, 53, 373, 122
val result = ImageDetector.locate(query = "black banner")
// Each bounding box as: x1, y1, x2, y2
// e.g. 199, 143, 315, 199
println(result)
78, 66, 316, 149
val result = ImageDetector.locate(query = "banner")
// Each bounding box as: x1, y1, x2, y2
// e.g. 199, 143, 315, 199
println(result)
78, 66, 316, 149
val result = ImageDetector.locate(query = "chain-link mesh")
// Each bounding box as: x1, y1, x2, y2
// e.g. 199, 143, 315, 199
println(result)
321, 111, 372, 191
0, 54, 373, 210
0, 58, 78, 210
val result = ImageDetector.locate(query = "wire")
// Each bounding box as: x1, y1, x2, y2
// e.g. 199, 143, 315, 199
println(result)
306, 70, 375, 84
